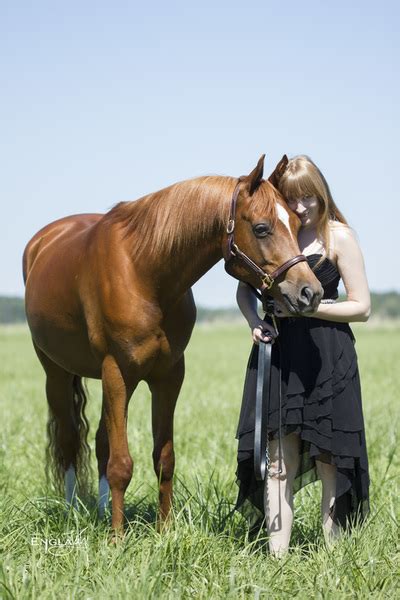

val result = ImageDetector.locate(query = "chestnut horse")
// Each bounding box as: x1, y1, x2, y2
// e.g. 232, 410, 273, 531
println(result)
23, 155, 322, 532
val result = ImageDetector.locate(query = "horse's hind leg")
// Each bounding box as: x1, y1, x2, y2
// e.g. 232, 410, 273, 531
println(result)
148, 356, 184, 527
34, 344, 90, 505
95, 407, 110, 518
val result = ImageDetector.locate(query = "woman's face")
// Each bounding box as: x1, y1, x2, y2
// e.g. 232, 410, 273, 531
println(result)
286, 195, 320, 228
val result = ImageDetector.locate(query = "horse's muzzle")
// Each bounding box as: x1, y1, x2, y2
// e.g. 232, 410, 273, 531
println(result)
282, 284, 323, 315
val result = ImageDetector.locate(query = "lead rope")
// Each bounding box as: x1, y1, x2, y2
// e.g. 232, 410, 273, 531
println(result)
270, 314, 283, 476
254, 313, 282, 482
277, 349, 283, 475
265, 315, 281, 537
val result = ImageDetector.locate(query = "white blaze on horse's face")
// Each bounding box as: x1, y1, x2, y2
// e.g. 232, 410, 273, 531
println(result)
276, 203, 294, 240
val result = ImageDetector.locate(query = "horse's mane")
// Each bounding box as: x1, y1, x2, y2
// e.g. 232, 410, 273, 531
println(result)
104, 176, 278, 258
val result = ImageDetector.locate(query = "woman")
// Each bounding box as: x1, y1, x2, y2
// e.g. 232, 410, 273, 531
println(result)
235, 155, 370, 556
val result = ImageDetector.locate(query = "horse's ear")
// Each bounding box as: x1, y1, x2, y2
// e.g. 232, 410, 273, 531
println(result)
245, 154, 265, 195
268, 155, 289, 189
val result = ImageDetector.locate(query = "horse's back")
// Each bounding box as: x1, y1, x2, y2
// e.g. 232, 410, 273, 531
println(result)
23, 213, 99, 282
23, 212, 196, 379
23, 213, 102, 283
24, 213, 102, 311
24, 214, 106, 374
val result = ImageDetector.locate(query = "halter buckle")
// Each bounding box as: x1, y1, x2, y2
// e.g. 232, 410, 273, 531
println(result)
261, 273, 274, 289
226, 219, 235, 234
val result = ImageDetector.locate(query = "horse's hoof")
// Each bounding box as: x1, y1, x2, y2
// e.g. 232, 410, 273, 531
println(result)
109, 528, 124, 545
156, 514, 173, 533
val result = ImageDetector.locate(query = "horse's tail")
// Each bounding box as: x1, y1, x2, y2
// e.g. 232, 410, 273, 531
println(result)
46, 376, 92, 497
71, 376, 92, 495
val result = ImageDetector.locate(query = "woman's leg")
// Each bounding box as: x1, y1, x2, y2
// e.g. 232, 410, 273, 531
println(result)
264, 432, 300, 556
315, 459, 341, 543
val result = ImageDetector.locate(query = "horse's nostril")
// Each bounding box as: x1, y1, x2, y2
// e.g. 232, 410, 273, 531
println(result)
300, 286, 314, 306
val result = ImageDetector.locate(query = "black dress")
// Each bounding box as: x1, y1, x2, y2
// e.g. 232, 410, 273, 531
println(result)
235, 254, 370, 529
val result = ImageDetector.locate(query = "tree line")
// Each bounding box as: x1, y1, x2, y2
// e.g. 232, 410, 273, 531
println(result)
2, 293, 400, 325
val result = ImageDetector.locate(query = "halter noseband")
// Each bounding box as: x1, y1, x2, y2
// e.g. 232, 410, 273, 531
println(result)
224, 179, 307, 292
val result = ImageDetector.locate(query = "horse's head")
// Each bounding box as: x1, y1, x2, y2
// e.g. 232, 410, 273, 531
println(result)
224, 155, 323, 314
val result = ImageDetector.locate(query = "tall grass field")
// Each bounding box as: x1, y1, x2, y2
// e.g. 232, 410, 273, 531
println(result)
1, 323, 399, 599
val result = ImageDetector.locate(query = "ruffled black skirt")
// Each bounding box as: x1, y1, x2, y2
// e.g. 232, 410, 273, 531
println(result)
235, 316, 370, 529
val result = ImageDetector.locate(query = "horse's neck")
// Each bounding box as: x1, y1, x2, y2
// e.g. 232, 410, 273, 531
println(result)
147, 192, 230, 302
107, 176, 235, 302
159, 233, 223, 302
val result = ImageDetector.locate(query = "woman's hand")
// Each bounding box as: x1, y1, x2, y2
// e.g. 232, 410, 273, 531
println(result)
236, 281, 278, 344
252, 321, 277, 345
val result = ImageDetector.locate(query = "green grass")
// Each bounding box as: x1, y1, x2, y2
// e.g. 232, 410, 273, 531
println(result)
0, 323, 399, 599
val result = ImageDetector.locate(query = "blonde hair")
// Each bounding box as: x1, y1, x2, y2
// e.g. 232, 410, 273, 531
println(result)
278, 155, 348, 260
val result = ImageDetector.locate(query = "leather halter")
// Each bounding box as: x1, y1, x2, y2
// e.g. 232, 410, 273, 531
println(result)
225, 179, 307, 292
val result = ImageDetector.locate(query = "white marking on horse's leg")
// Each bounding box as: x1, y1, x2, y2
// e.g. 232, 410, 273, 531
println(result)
65, 465, 78, 509
276, 203, 294, 240
98, 475, 110, 518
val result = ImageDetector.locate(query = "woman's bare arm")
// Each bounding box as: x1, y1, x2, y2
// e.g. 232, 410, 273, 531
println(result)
309, 226, 371, 323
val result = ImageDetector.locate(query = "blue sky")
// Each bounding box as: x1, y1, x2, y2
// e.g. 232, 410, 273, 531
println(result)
1, 1, 399, 307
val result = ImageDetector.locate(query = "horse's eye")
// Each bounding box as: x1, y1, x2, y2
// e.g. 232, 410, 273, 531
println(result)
253, 223, 272, 238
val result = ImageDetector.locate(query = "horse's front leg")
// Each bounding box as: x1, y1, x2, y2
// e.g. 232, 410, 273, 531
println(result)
148, 356, 184, 527
102, 355, 136, 532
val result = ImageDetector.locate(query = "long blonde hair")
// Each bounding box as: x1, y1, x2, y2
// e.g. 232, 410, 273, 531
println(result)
278, 155, 348, 259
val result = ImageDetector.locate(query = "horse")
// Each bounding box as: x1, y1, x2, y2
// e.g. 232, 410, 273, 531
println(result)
23, 155, 322, 532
